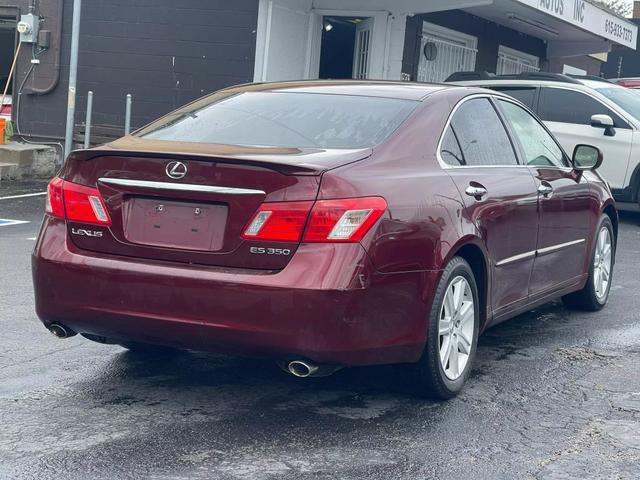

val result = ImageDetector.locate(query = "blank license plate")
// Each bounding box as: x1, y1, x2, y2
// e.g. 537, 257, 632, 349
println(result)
124, 198, 227, 251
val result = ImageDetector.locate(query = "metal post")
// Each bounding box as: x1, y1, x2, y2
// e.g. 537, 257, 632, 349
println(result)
83, 91, 93, 149
63, 0, 82, 159
617, 56, 624, 79
124, 94, 132, 135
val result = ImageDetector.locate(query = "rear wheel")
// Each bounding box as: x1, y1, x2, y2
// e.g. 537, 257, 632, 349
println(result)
409, 256, 479, 399
562, 214, 614, 311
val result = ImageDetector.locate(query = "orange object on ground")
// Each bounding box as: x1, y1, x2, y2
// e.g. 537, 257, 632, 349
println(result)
0, 118, 6, 144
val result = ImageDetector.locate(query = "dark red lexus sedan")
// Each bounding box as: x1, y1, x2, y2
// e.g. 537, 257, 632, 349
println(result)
33, 81, 616, 398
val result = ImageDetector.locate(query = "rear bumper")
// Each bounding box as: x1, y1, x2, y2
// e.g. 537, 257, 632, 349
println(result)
32, 218, 438, 366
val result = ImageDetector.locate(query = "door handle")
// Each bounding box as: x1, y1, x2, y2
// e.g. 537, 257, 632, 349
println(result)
465, 185, 487, 200
537, 183, 553, 197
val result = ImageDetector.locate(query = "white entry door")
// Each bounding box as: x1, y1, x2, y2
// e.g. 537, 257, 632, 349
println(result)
352, 18, 374, 79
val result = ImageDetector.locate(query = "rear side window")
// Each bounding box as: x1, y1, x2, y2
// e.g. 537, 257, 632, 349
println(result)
489, 86, 537, 110
139, 91, 419, 149
440, 127, 465, 166
447, 98, 518, 167
538, 88, 626, 127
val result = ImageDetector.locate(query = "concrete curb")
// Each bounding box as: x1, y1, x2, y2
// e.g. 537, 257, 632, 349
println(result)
0, 142, 57, 182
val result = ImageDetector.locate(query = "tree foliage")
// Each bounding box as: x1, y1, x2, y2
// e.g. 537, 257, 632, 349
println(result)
592, 0, 632, 17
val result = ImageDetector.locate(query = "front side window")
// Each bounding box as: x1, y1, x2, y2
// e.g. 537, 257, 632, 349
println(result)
538, 88, 626, 127
139, 91, 419, 150
498, 100, 568, 168
449, 98, 518, 166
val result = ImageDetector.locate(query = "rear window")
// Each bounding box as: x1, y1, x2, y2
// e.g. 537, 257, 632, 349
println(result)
139, 91, 419, 149
489, 86, 537, 110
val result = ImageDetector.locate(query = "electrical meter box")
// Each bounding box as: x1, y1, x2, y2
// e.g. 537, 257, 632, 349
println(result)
17, 14, 39, 43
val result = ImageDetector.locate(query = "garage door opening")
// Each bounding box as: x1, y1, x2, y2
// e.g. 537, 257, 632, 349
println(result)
319, 16, 372, 80
0, 17, 17, 119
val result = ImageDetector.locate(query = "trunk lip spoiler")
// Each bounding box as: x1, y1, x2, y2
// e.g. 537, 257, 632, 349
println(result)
98, 178, 266, 196
67, 145, 373, 176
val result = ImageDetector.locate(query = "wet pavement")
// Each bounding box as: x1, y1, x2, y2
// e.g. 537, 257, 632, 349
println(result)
1, 181, 639, 479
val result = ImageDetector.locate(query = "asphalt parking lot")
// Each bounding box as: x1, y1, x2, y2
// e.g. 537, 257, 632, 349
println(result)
1, 181, 639, 480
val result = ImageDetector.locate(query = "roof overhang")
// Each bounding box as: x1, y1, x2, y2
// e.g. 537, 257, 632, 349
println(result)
463, 0, 638, 54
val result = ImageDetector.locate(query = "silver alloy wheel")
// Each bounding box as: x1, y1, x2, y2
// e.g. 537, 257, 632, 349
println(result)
593, 226, 613, 302
438, 276, 475, 381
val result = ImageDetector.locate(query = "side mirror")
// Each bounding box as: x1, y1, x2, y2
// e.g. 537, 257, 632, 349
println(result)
590, 114, 616, 137
572, 144, 603, 171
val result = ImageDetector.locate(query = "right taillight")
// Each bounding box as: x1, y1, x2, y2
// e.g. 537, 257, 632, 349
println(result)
45, 176, 111, 226
242, 197, 386, 243
303, 197, 387, 242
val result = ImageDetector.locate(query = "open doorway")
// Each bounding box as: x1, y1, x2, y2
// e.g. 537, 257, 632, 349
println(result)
0, 17, 17, 119
318, 16, 373, 80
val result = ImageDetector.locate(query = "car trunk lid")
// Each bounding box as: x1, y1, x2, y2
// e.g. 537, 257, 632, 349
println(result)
60, 142, 371, 270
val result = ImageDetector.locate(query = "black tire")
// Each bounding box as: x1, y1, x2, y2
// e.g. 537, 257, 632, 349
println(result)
562, 214, 615, 311
408, 256, 480, 400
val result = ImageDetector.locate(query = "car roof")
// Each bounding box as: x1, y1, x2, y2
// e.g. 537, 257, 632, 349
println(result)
449, 74, 640, 127
452, 77, 631, 98
579, 79, 619, 90
221, 80, 450, 101
451, 76, 618, 92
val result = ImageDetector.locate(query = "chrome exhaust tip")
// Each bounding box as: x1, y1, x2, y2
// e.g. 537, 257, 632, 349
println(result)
287, 360, 319, 378
47, 323, 76, 339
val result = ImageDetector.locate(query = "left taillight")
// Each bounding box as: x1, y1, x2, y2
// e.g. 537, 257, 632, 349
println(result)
45, 176, 111, 226
45, 176, 65, 219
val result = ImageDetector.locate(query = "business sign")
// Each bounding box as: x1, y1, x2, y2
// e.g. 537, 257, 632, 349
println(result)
516, 0, 638, 49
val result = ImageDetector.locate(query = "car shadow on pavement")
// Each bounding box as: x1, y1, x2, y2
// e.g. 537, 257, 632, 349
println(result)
66, 211, 640, 419
80, 298, 573, 410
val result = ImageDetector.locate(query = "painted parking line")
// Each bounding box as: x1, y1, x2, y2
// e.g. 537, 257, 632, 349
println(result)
26, 237, 37, 241
0, 192, 47, 201
0, 219, 30, 227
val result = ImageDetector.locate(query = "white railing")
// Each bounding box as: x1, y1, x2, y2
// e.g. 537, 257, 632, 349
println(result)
497, 56, 540, 75
417, 37, 477, 83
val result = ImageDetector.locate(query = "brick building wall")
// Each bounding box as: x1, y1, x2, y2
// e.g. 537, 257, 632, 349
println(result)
6, 0, 259, 140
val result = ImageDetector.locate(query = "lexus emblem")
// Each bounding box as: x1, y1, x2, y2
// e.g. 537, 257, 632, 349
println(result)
166, 161, 187, 179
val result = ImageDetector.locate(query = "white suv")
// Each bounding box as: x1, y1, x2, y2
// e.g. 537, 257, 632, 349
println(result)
448, 72, 640, 207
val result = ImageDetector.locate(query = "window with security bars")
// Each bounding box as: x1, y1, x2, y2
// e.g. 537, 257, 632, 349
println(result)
417, 23, 478, 83
497, 46, 540, 75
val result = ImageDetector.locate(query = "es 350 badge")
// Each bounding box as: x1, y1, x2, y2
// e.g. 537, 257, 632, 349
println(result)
250, 247, 291, 256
